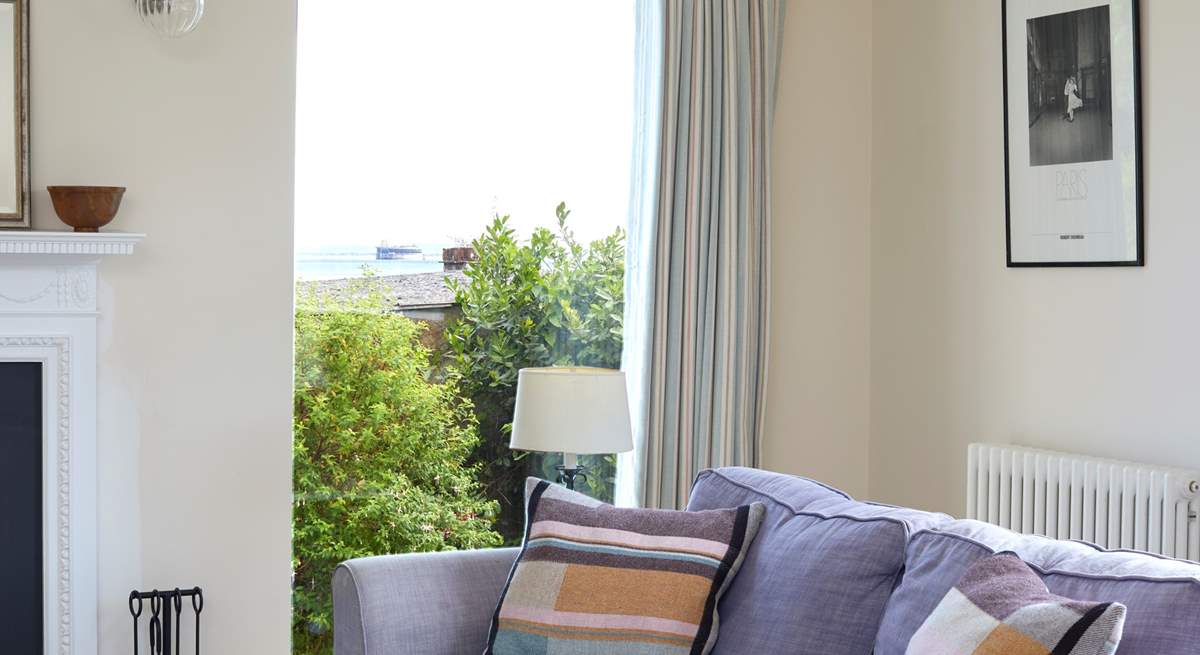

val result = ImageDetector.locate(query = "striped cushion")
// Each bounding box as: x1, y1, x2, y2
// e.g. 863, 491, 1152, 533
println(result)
907, 553, 1126, 655
485, 478, 764, 655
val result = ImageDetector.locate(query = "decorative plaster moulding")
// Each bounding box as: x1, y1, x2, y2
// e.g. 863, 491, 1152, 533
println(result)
0, 230, 143, 654
0, 230, 144, 256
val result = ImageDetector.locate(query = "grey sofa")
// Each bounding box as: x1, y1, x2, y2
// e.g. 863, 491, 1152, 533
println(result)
333, 467, 1200, 654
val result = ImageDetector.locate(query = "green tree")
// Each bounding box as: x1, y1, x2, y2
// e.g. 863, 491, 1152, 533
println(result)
449, 204, 625, 542
292, 280, 501, 655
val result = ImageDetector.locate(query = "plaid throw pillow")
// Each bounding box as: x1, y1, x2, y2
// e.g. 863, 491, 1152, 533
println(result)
907, 552, 1126, 655
485, 478, 764, 655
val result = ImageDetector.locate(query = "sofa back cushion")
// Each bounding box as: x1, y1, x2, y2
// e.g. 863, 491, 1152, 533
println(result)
686, 468, 951, 655
875, 519, 1200, 655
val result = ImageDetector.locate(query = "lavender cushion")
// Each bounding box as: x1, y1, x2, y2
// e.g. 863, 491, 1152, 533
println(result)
686, 468, 951, 654
876, 519, 1200, 655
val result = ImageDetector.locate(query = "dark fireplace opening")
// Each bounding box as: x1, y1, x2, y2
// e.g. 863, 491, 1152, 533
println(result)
0, 362, 43, 654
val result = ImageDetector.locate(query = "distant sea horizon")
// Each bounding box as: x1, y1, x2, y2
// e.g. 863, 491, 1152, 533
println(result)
295, 243, 452, 281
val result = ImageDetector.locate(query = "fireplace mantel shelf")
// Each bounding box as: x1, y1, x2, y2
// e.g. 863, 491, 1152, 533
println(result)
0, 230, 144, 256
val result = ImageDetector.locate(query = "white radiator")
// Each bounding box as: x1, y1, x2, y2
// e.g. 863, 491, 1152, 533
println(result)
967, 443, 1200, 560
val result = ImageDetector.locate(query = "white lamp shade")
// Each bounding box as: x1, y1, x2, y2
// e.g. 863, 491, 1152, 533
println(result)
510, 367, 634, 455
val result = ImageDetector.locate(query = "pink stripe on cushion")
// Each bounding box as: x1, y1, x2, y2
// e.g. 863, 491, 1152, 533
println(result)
498, 605, 700, 637
529, 520, 731, 559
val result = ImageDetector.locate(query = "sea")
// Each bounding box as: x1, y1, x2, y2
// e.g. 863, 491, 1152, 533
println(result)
295, 244, 451, 281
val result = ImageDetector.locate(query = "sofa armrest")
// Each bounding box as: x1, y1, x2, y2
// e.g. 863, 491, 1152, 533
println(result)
333, 548, 519, 655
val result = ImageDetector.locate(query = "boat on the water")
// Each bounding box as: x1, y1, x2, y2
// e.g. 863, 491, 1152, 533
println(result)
376, 242, 422, 260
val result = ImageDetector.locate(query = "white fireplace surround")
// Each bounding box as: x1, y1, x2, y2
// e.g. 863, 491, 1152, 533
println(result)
0, 231, 143, 655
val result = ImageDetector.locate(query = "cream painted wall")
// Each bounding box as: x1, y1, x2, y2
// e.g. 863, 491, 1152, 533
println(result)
869, 0, 1200, 515
32, 3, 296, 654
765, 0, 873, 497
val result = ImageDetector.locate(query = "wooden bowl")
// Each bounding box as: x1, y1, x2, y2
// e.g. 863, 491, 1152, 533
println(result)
47, 186, 126, 232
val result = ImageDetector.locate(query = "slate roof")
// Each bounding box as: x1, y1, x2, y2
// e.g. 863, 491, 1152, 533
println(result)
301, 271, 466, 310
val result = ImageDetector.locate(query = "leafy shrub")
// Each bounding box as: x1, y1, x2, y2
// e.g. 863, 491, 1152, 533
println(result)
448, 204, 625, 542
292, 281, 501, 655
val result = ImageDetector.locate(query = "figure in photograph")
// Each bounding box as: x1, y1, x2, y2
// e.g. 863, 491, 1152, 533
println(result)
1064, 74, 1083, 121
1025, 6, 1113, 166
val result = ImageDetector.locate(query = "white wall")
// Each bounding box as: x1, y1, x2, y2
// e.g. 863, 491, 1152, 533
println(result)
869, 0, 1200, 514
765, 0, 873, 497
33, 3, 296, 653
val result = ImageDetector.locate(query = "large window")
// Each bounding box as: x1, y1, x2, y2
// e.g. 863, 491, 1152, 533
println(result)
292, 3, 633, 653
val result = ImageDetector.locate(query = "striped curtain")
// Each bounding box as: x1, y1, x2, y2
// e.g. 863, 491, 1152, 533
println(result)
619, 0, 785, 509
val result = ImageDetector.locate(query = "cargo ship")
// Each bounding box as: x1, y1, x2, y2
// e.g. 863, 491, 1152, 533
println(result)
375, 242, 422, 260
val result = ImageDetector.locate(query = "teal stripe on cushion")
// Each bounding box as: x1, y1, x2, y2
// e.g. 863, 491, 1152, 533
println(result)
525, 537, 722, 568
545, 636, 691, 655
492, 629, 548, 655
501, 620, 694, 647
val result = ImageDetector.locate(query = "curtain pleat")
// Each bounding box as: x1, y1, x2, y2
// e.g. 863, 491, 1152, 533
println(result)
620, 0, 784, 509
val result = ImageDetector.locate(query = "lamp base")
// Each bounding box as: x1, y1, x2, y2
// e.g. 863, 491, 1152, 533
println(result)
555, 464, 588, 491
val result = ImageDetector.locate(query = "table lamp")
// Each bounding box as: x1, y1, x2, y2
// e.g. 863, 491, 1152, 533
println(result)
510, 367, 634, 490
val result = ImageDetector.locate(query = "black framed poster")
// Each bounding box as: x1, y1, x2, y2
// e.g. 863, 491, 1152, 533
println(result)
1003, 0, 1143, 267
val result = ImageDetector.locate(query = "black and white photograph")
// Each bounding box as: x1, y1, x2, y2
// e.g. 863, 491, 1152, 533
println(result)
1004, 0, 1142, 267
1026, 6, 1112, 167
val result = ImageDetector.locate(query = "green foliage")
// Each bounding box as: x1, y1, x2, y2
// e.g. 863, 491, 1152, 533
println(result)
448, 203, 625, 541
292, 280, 501, 655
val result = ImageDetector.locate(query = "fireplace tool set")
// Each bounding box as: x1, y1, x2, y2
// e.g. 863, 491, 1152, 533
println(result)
128, 587, 204, 655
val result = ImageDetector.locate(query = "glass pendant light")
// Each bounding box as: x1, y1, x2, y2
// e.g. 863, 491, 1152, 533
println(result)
133, 0, 205, 38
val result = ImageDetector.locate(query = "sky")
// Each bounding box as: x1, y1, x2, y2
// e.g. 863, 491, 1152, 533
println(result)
294, 1, 636, 253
